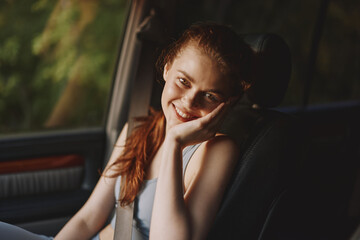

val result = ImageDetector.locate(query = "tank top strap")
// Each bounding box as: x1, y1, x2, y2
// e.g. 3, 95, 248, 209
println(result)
114, 143, 202, 202
182, 143, 202, 176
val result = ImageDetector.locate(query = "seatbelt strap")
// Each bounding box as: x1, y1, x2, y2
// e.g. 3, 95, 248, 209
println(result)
113, 5, 164, 240
114, 176, 134, 240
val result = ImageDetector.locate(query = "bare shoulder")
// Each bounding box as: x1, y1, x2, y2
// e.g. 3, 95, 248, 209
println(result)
184, 135, 239, 192
205, 134, 238, 154
115, 122, 129, 146
105, 122, 129, 170
183, 134, 239, 238
197, 134, 239, 165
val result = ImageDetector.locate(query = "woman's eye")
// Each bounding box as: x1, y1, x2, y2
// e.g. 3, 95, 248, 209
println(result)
179, 78, 190, 87
204, 92, 219, 102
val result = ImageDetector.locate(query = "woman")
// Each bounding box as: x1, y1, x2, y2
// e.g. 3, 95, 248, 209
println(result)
0, 22, 252, 240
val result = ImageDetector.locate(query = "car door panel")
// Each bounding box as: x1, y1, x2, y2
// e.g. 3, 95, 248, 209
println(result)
0, 129, 104, 226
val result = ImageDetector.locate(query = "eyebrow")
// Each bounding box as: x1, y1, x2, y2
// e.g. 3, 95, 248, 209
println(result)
178, 70, 195, 83
177, 69, 226, 98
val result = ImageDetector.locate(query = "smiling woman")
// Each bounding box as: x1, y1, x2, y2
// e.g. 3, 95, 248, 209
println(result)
158, 28, 251, 129
161, 45, 229, 126
0, 22, 254, 240
90, 23, 252, 240
1, 0, 359, 239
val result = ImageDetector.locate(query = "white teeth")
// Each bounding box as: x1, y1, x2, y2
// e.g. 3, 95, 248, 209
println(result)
175, 106, 191, 119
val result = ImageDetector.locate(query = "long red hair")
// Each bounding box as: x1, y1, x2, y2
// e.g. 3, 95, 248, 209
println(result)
107, 23, 253, 206
106, 108, 165, 206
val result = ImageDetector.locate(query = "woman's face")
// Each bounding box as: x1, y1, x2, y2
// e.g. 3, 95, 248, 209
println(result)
161, 44, 232, 130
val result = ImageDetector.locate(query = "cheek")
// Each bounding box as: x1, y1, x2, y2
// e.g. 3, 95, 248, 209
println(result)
162, 81, 181, 103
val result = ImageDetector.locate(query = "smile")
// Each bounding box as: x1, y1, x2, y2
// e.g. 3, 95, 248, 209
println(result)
175, 106, 191, 119
173, 105, 197, 121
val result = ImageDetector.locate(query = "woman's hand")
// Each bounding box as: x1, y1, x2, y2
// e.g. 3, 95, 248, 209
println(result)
166, 98, 235, 147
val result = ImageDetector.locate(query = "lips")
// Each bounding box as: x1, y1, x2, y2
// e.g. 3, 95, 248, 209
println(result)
173, 104, 198, 121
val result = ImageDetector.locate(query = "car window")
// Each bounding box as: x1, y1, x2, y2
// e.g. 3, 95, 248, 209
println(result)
308, 0, 360, 105
173, 0, 359, 107
0, 0, 128, 135
174, 0, 319, 107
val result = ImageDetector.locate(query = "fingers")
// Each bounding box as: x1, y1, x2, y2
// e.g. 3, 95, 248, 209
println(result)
208, 96, 239, 127
201, 101, 229, 130
171, 101, 232, 146
203, 102, 225, 123
170, 97, 239, 146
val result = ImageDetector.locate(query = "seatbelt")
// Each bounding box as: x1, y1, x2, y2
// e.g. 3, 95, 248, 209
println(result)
114, 177, 135, 240
111, 1, 144, 239
113, 5, 164, 240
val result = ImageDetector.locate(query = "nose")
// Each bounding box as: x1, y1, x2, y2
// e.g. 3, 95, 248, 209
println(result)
182, 90, 201, 109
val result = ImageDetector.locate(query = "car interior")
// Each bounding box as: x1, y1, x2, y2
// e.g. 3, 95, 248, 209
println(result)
0, 0, 359, 239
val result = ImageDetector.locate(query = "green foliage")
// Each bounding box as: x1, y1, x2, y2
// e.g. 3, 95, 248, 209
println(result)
0, 0, 128, 134
0, 36, 21, 65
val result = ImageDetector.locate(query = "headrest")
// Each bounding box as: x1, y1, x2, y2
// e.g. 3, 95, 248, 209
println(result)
241, 34, 291, 108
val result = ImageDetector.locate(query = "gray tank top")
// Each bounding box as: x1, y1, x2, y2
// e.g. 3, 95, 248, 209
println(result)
110, 143, 201, 240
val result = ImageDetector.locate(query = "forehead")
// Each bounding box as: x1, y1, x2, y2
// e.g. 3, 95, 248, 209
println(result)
170, 45, 232, 94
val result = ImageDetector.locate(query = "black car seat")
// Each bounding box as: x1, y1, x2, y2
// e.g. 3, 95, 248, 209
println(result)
207, 33, 305, 240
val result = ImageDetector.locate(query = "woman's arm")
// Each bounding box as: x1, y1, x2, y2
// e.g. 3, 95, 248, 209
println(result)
55, 123, 128, 240
150, 103, 239, 240
150, 135, 190, 239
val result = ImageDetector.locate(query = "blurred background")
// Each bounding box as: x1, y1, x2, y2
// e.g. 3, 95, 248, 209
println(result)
0, 0, 359, 133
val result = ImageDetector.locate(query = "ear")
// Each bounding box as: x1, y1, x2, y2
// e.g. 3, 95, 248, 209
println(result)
163, 63, 170, 81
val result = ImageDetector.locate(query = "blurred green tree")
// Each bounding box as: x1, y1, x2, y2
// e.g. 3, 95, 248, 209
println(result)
0, 0, 127, 134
